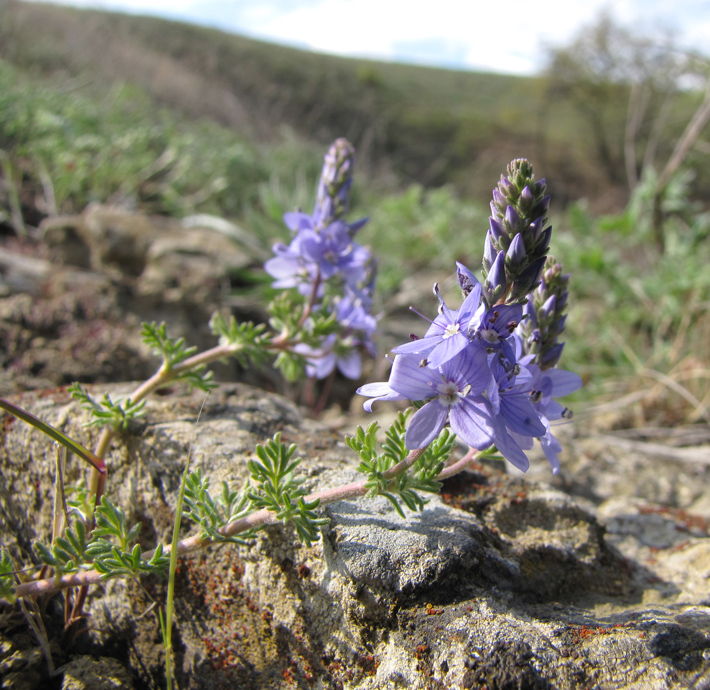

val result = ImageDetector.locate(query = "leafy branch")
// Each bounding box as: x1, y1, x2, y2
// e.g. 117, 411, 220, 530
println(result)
35, 520, 90, 578
69, 383, 147, 431
209, 312, 269, 369
0, 551, 16, 604
183, 469, 255, 544
33, 498, 169, 582
247, 433, 329, 545
348, 412, 455, 517
141, 322, 216, 392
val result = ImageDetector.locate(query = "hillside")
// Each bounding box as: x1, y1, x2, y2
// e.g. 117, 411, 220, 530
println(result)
0, 0, 602, 204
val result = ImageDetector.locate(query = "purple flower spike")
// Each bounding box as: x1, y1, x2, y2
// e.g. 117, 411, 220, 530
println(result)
486, 159, 553, 305
314, 138, 356, 229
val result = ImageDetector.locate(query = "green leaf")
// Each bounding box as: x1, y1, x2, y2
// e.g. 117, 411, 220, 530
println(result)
182, 469, 254, 544
209, 313, 269, 368
69, 383, 146, 431
0, 550, 16, 603
140, 322, 217, 392
246, 434, 328, 545
348, 411, 454, 516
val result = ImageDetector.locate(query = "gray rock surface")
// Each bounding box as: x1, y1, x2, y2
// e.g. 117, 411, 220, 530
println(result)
3, 384, 710, 689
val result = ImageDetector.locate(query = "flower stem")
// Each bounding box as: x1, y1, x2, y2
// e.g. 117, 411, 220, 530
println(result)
4, 441, 481, 604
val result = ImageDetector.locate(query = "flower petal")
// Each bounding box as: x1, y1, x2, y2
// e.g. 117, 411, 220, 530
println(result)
405, 401, 449, 449
388, 355, 439, 401
449, 397, 495, 450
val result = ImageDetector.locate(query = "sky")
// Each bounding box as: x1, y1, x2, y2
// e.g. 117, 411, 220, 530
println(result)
29, 0, 710, 75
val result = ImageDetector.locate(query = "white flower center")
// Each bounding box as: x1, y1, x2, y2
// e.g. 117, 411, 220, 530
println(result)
443, 322, 460, 339
480, 327, 499, 344
437, 381, 461, 406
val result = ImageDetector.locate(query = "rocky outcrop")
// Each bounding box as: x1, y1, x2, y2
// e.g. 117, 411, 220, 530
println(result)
0, 206, 263, 395
3, 384, 710, 689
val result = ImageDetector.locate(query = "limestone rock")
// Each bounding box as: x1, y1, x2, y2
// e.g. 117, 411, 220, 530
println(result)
3, 384, 710, 688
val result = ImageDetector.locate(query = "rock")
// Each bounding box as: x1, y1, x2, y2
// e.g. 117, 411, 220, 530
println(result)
61, 655, 133, 690
3, 384, 710, 688
1, 206, 260, 396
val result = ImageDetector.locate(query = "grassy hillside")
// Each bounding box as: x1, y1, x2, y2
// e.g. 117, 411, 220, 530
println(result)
0, 0, 596, 203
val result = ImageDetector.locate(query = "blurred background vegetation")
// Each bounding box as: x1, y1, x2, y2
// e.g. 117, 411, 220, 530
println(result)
1, 0, 709, 428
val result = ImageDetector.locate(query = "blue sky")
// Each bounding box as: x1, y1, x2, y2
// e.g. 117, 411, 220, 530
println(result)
30, 0, 710, 75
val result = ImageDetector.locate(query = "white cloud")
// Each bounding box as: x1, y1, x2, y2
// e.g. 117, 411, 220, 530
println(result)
242, 0, 608, 73
28, 0, 710, 75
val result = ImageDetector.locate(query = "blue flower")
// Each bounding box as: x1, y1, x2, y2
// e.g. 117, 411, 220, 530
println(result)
392, 278, 483, 369
358, 347, 495, 450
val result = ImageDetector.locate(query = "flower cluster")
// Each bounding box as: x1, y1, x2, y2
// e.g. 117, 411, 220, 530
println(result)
264, 139, 377, 379
357, 160, 581, 473
484, 159, 552, 305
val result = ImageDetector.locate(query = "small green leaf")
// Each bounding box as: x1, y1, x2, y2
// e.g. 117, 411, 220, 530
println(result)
0, 551, 16, 603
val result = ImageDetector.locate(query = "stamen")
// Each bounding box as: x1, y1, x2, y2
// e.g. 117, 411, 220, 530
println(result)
409, 306, 438, 328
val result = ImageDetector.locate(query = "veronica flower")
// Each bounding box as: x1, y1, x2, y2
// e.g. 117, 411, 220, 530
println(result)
295, 334, 364, 380
358, 347, 495, 450
483, 352, 546, 471
470, 302, 524, 364
392, 280, 483, 369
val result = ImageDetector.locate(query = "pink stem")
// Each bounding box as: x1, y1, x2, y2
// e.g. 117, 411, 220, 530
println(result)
7, 442, 475, 602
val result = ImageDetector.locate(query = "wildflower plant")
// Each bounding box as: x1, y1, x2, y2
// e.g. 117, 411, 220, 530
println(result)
0, 146, 581, 679
358, 159, 581, 473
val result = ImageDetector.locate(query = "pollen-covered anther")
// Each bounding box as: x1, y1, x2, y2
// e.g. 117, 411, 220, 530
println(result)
419, 358, 429, 368
506, 320, 518, 333
530, 390, 543, 403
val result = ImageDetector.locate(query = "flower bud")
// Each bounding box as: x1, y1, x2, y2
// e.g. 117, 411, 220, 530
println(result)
314, 138, 356, 229
518, 186, 534, 215
489, 217, 506, 242
504, 205, 522, 235
506, 233, 526, 270
485, 250, 507, 304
